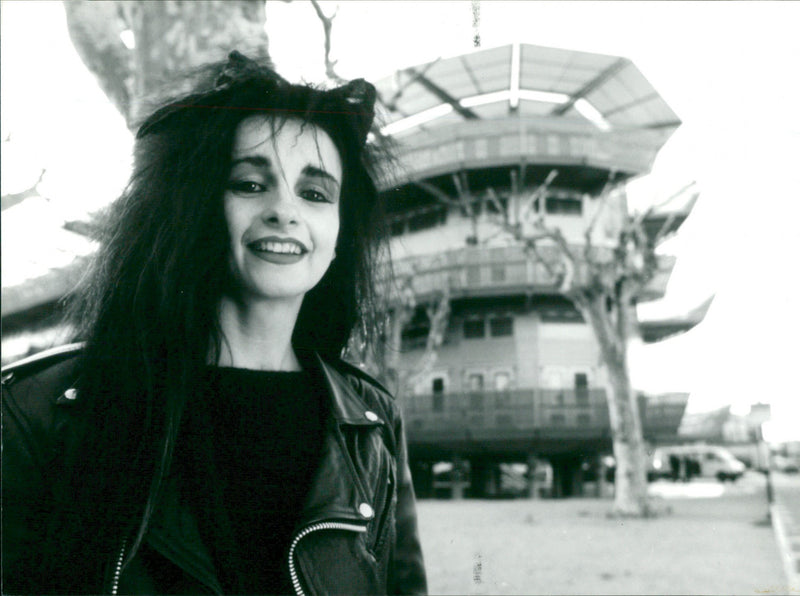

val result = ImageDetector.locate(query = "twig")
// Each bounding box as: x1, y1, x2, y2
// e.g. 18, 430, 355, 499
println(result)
309, 0, 346, 84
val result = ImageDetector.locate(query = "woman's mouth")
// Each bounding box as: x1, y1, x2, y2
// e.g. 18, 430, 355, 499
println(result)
246, 237, 308, 264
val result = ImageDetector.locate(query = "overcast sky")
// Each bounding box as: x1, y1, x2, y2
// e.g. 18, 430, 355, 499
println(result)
2, 1, 799, 440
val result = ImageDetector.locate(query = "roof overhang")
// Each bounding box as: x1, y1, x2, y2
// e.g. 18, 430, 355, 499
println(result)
376, 43, 680, 185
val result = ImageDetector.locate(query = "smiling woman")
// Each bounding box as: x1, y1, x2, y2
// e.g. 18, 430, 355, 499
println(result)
221, 118, 343, 356
1, 51, 427, 595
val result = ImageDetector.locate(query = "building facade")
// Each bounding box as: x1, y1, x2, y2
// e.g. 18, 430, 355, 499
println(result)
373, 43, 700, 497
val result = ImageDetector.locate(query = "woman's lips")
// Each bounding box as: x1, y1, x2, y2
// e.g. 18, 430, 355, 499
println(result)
246, 236, 308, 264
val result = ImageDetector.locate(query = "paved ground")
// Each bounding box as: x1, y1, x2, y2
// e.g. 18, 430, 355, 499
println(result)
415, 471, 798, 595
772, 472, 800, 589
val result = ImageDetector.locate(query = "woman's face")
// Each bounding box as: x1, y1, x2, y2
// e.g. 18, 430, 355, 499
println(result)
224, 117, 342, 304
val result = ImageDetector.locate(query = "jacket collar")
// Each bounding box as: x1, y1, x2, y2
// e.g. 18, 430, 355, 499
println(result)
311, 352, 384, 428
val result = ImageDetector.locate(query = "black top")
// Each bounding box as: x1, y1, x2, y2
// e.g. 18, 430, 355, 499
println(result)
178, 366, 329, 594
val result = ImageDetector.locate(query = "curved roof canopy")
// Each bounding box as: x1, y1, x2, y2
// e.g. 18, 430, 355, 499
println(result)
374, 43, 680, 184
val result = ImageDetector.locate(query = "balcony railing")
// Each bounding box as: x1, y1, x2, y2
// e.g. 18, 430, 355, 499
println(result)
401, 389, 686, 442
390, 246, 674, 302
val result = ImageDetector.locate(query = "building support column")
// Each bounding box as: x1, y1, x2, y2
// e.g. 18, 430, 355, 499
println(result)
452, 455, 467, 500
551, 456, 583, 498
470, 458, 501, 498
526, 454, 541, 499
410, 460, 434, 499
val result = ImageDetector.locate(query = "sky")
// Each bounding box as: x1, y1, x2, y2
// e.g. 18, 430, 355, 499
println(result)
2, 1, 799, 440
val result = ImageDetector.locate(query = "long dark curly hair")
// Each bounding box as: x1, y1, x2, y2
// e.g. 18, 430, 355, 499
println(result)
49, 51, 391, 592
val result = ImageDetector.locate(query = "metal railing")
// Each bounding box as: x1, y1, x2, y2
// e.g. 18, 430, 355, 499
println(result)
390, 246, 674, 301
401, 389, 686, 440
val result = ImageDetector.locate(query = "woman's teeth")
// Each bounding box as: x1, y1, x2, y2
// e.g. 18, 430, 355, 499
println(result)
252, 240, 303, 255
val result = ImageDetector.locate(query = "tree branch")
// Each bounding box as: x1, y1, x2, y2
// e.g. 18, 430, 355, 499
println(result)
309, 0, 346, 84
1, 170, 46, 211
63, 0, 133, 123
519, 169, 558, 222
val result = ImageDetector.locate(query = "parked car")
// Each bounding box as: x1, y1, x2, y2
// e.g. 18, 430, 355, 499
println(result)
771, 454, 800, 474
650, 445, 746, 482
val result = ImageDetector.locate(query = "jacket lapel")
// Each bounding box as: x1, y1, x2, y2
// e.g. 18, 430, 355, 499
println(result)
296, 355, 384, 526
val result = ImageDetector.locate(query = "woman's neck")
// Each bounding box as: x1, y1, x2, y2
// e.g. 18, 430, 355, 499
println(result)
215, 294, 303, 371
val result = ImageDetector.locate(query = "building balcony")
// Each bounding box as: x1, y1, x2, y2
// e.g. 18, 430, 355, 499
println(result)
390, 245, 674, 303
401, 389, 687, 450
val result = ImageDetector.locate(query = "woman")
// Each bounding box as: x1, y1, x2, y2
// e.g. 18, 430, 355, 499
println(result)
2, 51, 427, 595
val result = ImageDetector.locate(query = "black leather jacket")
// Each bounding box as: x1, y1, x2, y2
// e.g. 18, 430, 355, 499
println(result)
2, 345, 427, 595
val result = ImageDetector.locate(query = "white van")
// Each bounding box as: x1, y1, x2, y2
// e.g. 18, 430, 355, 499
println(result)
650, 445, 746, 482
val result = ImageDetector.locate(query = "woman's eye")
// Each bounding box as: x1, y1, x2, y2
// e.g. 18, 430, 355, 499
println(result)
300, 189, 331, 203
227, 180, 265, 194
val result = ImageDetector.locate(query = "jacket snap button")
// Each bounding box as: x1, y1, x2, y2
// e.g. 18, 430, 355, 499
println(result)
358, 503, 374, 519
63, 388, 78, 400
364, 410, 379, 422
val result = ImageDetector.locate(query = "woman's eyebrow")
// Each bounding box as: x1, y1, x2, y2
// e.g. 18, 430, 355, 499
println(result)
302, 165, 340, 188
230, 155, 272, 169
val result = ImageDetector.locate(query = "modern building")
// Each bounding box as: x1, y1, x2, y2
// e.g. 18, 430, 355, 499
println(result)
372, 43, 706, 497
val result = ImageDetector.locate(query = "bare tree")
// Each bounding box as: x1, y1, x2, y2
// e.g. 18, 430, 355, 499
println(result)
381, 269, 451, 396
63, 0, 272, 128
509, 174, 696, 516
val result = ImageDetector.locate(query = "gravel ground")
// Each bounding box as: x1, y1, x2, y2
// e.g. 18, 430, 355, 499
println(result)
415, 488, 788, 595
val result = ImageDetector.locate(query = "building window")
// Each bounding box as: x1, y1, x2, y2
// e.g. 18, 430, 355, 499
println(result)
540, 305, 583, 323
489, 316, 513, 337
491, 265, 506, 282
575, 373, 589, 404
546, 195, 582, 215
401, 307, 431, 350
407, 207, 447, 232
463, 318, 485, 339
494, 371, 510, 391
389, 205, 447, 236
494, 372, 511, 406
432, 377, 444, 412
468, 373, 485, 391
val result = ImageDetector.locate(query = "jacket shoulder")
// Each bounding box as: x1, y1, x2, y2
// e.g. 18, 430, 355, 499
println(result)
2, 343, 84, 386
2, 344, 84, 458
333, 358, 395, 401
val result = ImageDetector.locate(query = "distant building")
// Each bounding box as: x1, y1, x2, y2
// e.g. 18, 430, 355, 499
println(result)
373, 43, 706, 497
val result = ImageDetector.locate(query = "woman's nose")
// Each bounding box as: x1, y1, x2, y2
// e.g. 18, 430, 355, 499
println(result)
261, 186, 299, 228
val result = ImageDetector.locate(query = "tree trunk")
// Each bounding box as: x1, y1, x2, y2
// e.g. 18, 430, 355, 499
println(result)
605, 348, 651, 516
582, 292, 652, 517
64, 0, 271, 128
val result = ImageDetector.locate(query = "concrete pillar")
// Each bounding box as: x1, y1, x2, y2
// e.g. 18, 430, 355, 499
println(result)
551, 457, 583, 498
526, 454, 540, 499
470, 459, 501, 498
452, 455, 466, 500
598, 457, 609, 498
410, 461, 434, 499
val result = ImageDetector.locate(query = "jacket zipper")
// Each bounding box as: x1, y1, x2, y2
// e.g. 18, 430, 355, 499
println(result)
110, 538, 127, 595
288, 521, 367, 596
